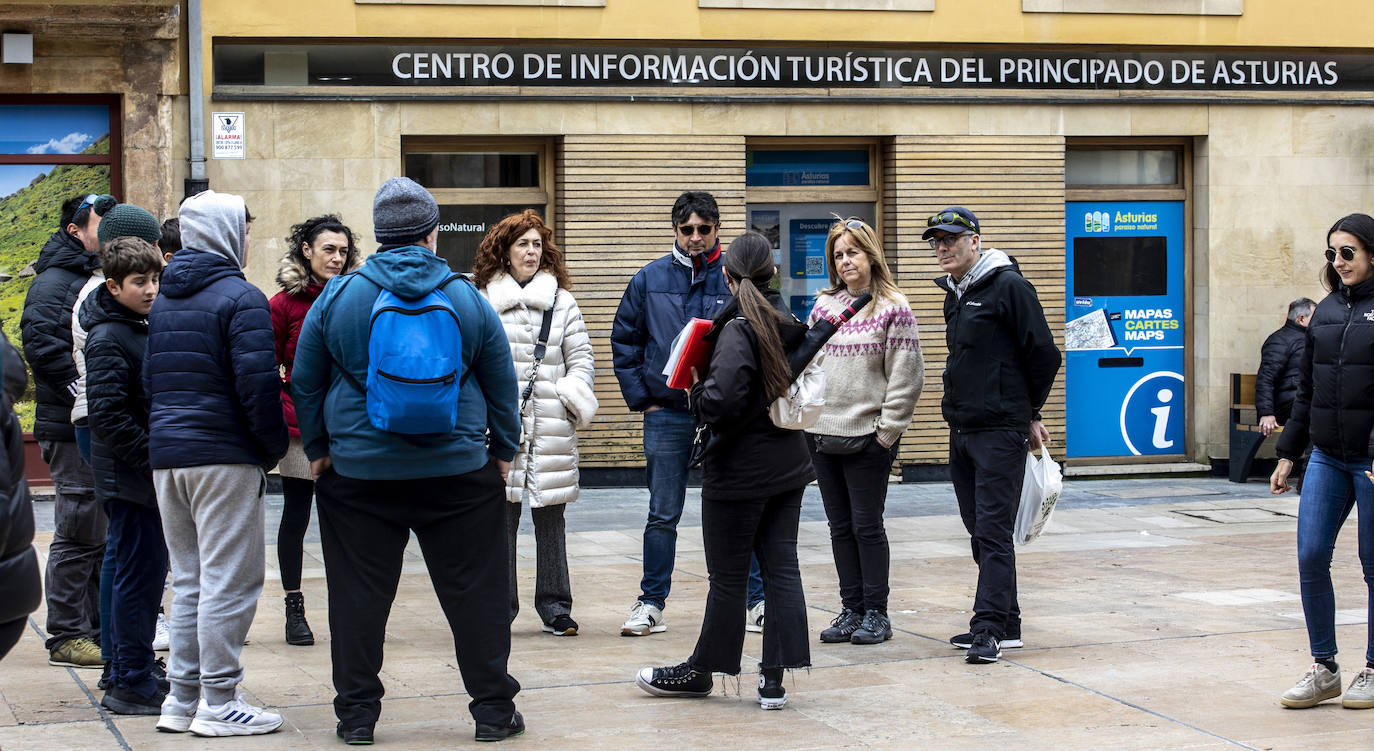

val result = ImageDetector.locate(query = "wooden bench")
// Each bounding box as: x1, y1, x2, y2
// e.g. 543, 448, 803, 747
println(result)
1229, 372, 1282, 482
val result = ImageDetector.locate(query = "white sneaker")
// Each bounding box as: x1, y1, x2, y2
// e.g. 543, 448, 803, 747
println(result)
156, 694, 197, 733
188, 695, 284, 736
1344, 667, 1374, 709
746, 601, 765, 633
152, 612, 170, 651
620, 601, 666, 636
1281, 663, 1343, 708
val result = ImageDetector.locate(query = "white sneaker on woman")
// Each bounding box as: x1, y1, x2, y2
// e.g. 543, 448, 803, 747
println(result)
1281, 663, 1342, 708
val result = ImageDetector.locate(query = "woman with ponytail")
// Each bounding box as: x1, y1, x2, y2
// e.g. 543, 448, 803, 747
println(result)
635, 231, 813, 710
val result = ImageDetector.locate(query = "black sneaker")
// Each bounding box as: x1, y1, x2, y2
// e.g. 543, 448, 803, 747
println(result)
153, 656, 171, 693
97, 661, 113, 691
541, 614, 578, 636
474, 711, 524, 742
285, 592, 315, 646
635, 662, 713, 698
965, 632, 1002, 664
100, 685, 167, 715
819, 609, 864, 643
757, 669, 786, 710
951, 631, 1022, 650
850, 611, 892, 645
336, 722, 375, 745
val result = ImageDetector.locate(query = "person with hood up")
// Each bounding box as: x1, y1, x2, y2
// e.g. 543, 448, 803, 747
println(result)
21, 191, 112, 670
291, 177, 525, 745
144, 190, 288, 737
269, 213, 363, 648
928, 206, 1060, 666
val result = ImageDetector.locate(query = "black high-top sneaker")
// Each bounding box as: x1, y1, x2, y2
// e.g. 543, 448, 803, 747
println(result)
284, 592, 315, 646
757, 667, 786, 710
635, 662, 713, 697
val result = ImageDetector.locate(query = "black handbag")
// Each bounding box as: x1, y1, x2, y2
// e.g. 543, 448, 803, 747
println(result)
809, 432, 874, 455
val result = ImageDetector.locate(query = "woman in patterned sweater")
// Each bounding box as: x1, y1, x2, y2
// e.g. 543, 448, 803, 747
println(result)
806, 217, 923, 646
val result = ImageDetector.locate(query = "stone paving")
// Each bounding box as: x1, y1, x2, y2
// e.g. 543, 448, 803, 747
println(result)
1, 476, 1371, 749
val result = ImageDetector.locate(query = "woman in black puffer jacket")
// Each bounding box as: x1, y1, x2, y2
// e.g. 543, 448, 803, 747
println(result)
1271, 213, 1374, 710
0, 334, 38, 661
634, 231, 814, 711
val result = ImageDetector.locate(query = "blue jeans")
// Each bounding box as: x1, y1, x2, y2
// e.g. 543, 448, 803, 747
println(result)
1296, 447, 1374, 664
639, 409, 762, 609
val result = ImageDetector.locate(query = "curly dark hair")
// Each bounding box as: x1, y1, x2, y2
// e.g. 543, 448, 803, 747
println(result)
472, 209, 570, 290
285, 214, 360, 280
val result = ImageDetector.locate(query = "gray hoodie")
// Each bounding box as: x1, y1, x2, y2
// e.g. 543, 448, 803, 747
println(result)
179, 190, 247, 268
949, 247, 1013, 300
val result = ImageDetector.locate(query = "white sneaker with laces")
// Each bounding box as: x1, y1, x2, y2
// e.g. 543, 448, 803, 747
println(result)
1344, 667, 1374, 709
156, 694, 197, 733
1281, 663, 1342, 708
152, 612, 170, 651
188, 695, 284, 736
746, 601, 765, 633
620, 601, 666, 636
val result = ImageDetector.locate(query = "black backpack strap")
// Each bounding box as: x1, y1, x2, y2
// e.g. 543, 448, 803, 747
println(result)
520, 290, 558, 411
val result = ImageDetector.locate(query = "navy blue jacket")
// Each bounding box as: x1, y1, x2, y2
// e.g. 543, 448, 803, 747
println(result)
611, 247, 731, 412
81, 286, 155, 507
20, 231, 101, 441
145, 248, 288, 470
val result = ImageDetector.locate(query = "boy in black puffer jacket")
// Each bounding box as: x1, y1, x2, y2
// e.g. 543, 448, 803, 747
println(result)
84, 228, 167, 715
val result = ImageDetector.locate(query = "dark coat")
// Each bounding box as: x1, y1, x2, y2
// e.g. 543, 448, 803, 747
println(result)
80, 286, 155, 507
689, 291, 816, 500
611, 248, 732, 412
1277, 277, 1374, 462
1255, 320, 1307, 424
936, 264, 1061, 432
20, 231, 101, 441
145, 248, 288, 470
0, 335, 39, 641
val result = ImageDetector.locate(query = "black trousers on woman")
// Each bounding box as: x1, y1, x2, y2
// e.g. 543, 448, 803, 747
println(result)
809, 435, 898, 614
688, 486, 810, 674
277, 477, 314, 592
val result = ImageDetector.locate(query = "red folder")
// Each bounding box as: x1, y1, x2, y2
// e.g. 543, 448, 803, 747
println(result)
661, 318, 714, 389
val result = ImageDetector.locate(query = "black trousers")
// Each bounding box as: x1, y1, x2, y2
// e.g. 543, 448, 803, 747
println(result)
315, 461, 520, 729
949, 429, 1027, 640
277, 477, 314, 592
688, 487, 810, 674
106, 498, 168, 697
809, 435, 898, 614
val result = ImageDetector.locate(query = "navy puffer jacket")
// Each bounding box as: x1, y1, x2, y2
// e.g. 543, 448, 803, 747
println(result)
145, 248, 287, 470
1277, 276, 1374, 462
611, 247, 732, 412
20, 231, 101, 441
81, 286, 155, 506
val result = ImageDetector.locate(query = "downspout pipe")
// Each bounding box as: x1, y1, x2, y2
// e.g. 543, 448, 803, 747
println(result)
185, 0, 208, 200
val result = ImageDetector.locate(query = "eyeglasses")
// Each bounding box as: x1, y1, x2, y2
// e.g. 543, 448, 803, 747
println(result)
841, 218, 866, 231
1326, 245, 1358, 263
926, 211, 978, 231
928, 232, 970, 250
77, 194, 100, 213
677, 224, 716, 236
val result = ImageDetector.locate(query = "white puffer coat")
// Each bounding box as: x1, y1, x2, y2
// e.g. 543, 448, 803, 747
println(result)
481, 270, 597, 507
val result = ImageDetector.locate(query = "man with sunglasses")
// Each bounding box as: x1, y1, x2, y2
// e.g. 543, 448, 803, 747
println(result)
21, 192, 113, 669
611, 191, 735, 637
926, 206, 1060, 665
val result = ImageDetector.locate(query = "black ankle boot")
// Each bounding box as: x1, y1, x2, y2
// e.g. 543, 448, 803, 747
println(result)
284, 592, 315, 646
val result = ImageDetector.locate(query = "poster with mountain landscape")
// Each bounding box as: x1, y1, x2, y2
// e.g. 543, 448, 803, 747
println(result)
0, 104, 112, 427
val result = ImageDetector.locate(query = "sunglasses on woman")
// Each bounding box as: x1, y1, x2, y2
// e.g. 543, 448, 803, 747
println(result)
1325, 245, 1358, 263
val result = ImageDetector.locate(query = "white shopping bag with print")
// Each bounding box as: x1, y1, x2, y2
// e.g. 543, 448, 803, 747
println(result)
1014, 446, 1063, 546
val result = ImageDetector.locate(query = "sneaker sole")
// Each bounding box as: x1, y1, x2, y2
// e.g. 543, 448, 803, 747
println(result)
850, 631, 892, 645
541, 625, 579, 636
745, 624, 763, 633
1343, 696, 1374, 709
620, 624, 667, 636
101, 695, 163, 716
156, 716, 194, 733
819, 632, 857, 643
951, 638, 1022, 649
189, 717, 285, 736
475, 729, 525, 742
758, 695, 787, 710
1281, 689, 1342, 708
966, 650, 1003, 664
634, 673, 711, 698
285, 637, 315, 646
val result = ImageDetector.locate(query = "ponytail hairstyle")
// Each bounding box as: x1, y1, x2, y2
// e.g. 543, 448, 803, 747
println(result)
724, 231, 792, 402
1323, 213, 1374, 292
822, 216, 901, 320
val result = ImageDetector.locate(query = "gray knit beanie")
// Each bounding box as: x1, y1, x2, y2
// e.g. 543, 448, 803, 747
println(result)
373, 177, 440, 245
97, 203, 162, 246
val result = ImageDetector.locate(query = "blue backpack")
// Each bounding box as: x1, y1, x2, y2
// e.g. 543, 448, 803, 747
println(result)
335, 273, 470, 434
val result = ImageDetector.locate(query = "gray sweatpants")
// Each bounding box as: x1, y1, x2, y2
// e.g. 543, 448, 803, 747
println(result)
155, 464, 266, 706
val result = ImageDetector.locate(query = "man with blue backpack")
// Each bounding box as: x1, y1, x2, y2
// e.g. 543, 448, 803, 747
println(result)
291, 177, 525, 745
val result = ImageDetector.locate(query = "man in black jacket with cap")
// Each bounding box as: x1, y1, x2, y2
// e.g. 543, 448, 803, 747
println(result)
928, 206, 1061, 666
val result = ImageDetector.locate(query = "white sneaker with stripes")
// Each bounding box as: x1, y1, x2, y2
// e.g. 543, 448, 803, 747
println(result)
188, 695, 284, 736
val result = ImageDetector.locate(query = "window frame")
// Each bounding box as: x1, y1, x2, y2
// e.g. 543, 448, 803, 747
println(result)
1064, 139, 1186, 202
745, 138, 882, 211
0, 94, 123, 199
401, 136, 553, 218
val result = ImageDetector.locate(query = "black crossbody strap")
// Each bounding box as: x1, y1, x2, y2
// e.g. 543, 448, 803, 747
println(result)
520, 290, 558, 411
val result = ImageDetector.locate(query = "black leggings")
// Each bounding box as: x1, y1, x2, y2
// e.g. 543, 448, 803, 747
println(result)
277, 477, 315, 592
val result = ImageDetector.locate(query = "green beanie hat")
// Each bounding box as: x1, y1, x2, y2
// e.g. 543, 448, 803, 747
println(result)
97, 203, 162, 246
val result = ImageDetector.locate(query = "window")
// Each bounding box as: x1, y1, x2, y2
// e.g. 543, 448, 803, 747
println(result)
1066, 148, 1180, 186
1023, 0, 1241, 14
401, 138, 552, 272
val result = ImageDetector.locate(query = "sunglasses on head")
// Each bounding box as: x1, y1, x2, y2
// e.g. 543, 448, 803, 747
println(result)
1326, 245, 1358, 263
926, 211, 977, 231
677, 223, 716, 236
841, 218, 866, 231
77, 194, 100, 213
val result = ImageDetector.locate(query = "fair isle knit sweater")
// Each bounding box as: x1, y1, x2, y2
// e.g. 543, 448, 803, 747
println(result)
807, 288, 924, 446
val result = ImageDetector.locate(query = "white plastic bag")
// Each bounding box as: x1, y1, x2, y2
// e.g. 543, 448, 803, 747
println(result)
769, 354, 826, 430
1014, 446, 1063, 546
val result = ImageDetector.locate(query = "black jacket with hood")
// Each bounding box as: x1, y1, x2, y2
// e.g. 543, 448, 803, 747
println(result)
1254, 320, 1307, 424
0, 335, 38, 650
1277, 277, 1374, 462
935, 249, 1061, 433
81, 285, 155, 507
20, 231, 102, 441
688, 289, 816, 500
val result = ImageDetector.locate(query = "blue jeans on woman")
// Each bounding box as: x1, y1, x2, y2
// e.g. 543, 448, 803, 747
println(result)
1296, 447, 1374, 664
